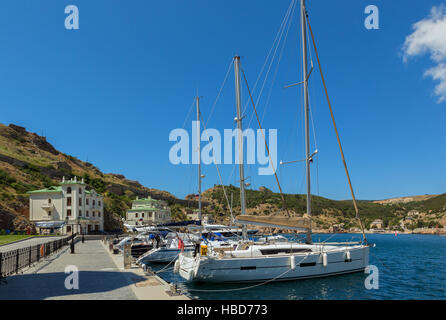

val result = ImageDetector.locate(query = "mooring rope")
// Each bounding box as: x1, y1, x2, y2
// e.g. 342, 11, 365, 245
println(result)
154, 252, 181, 274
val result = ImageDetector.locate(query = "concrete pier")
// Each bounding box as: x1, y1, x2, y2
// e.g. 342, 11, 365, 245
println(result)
0, 238, 189, 300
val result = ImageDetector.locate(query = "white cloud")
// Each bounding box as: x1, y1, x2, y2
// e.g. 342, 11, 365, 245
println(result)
424, 63, 446, 102
402, 5, 446, 103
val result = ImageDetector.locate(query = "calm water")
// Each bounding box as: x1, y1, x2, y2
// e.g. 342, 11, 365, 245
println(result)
152, 234, 446, 300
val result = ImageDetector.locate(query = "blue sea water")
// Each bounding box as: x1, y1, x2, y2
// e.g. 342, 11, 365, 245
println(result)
152, 233, 446, 300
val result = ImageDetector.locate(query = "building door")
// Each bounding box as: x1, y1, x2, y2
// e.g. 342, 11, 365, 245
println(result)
87, 225, 92, 233
95, 225, 99, 231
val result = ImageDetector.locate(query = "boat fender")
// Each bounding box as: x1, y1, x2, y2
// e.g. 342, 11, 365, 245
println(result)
290, 255, 296, 270
322, 253, 328, 267
174, 260, 180, 273
345, 250, 351, 261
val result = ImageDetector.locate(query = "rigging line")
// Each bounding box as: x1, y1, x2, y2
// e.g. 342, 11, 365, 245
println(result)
306, 26, 318, 152
241, 0, 296, 116
199, 114, 234, 223
306, 17, 367, 244
225, 121, 237, 187
316, 152, 320, 195
258, 0, 297, 127
241, 67, 291, 218
204, 59, 234, 129
181, 98, 197, 130
279, 102, 300, 168
243, 0, 296, 119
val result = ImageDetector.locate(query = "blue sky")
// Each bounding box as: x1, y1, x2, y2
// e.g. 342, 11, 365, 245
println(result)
0, 0, 445, 201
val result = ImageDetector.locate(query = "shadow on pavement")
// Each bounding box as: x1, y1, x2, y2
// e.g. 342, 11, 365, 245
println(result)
0, 270, 145, 300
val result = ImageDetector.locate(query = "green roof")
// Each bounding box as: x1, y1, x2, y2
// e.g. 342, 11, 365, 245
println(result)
61, 180, 85, 185
28, 184, 102, 197
132, 196, 162, 204
128, 206, 159, 212
28, 186, 62, 194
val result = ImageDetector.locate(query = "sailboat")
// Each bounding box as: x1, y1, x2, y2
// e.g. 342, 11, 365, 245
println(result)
137, 97, 240, 264
175, 0, 372, 283
136, 97, 204, 264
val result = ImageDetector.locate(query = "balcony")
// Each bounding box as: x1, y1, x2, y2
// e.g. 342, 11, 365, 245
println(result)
41, 202, 54, 211
36, 215, 53, 221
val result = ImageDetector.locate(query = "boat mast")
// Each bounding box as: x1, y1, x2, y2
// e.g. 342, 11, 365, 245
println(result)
234, 56, 247, 239
196, 96, 202, 224
301, 0, 312, 244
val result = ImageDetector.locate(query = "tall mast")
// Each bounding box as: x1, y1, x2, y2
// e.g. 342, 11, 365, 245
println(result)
196, 96, 202, 224
301, 0, 312, 244
234, 56, 247, 239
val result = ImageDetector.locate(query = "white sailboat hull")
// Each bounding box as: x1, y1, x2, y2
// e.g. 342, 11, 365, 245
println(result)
178, 245, 369, 283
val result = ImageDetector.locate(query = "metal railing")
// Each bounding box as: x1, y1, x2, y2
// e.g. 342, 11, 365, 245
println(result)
0, 234, 76, 281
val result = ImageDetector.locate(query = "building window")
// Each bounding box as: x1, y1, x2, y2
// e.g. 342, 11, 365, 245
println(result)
86, 199, 89, 205
92, 211, 95, 217
98, 212, 101, 218
93, 200, 96, 206
142, 213, 144, 218
135, 213, 138, 218
48, 210, 52, 216
79, 210, 82, 216
67, 209, 72, 217
67, 197, 72, 206
86, 210, 89, 217
79, 198, 82, 206
67, 226, 72, 233
48, 198, 52, 204
67, 187, 71, 194
79, 188, 82, 194
98, 201, 101, 207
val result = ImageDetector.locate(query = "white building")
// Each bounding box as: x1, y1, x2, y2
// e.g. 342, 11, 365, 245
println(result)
370, 219, 383, 229
125, 196, 171, 226
28, 177, 104, 234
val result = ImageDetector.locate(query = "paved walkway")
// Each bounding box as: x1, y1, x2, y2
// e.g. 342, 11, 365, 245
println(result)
0, 236, 66, 252
0, 240, 138, 300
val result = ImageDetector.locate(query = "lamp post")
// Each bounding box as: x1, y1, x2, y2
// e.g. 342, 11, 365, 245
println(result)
79, 217, 85, 243
65, 217, 69, 235
68, 217, 78, 254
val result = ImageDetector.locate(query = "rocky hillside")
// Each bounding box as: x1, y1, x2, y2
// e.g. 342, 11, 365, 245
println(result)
373, 195, 439, 205
0, 123, 198, 231
201, 185, 446, 232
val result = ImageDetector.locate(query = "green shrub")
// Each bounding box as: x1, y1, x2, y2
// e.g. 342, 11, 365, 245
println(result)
0, 169, 17, 185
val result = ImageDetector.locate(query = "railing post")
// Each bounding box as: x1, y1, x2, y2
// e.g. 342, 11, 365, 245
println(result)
0, 252, 3, 279
15, 249, 19, 274
28, 246, 32, 267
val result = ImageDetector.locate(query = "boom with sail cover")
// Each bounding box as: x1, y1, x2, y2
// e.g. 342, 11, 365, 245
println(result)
234, 215, 311, 231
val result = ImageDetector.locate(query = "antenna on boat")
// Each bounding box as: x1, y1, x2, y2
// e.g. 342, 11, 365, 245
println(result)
234, 56, 248, 240
300, 0, 313, 244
